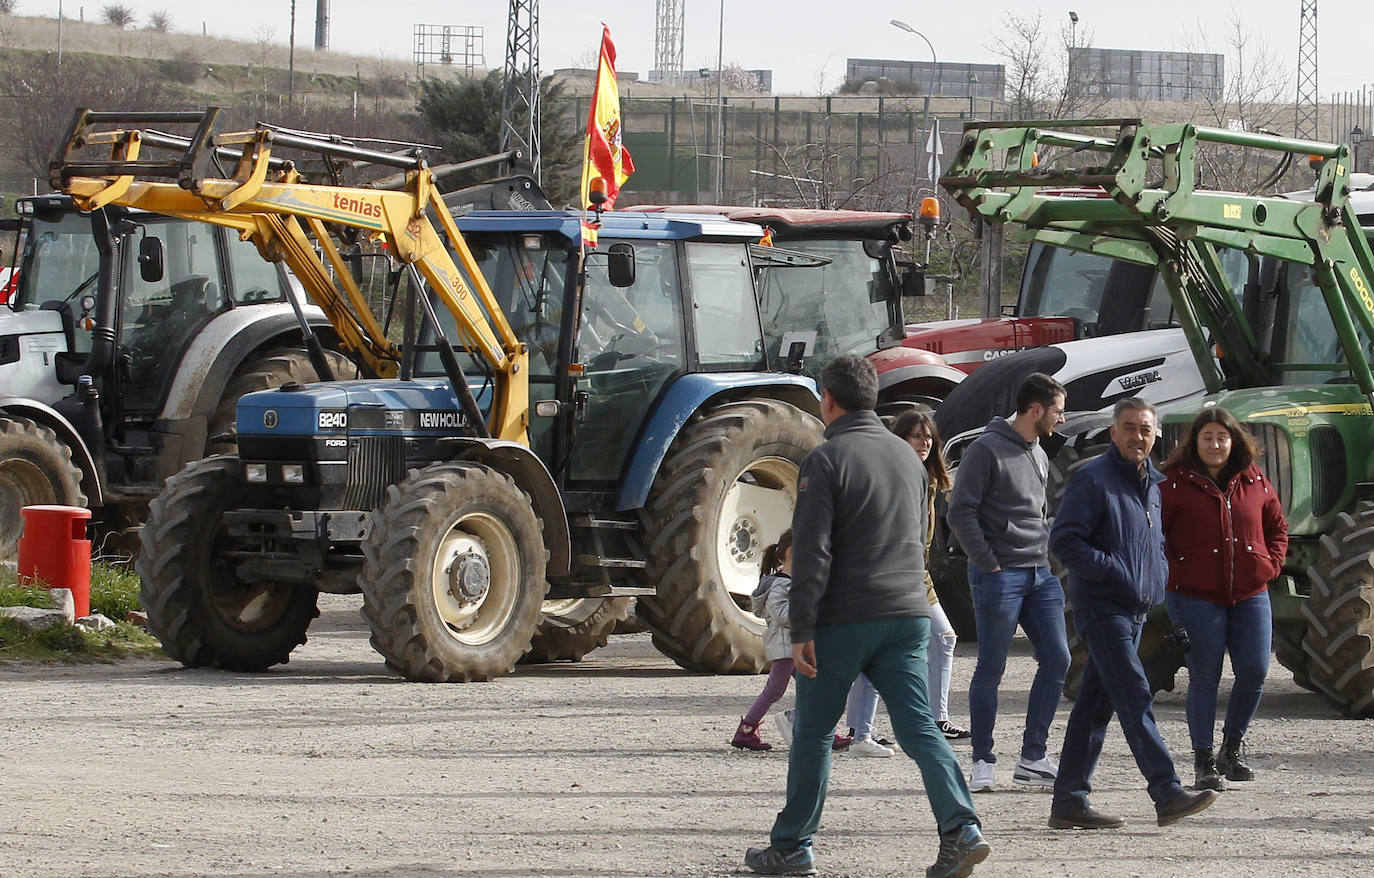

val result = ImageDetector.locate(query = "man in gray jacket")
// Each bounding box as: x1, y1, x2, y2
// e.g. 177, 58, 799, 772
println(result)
946, 372, 1071, 793
744, 355, 987, 878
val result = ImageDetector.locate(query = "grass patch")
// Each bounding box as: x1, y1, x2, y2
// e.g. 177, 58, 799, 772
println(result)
0, 562, 163, 664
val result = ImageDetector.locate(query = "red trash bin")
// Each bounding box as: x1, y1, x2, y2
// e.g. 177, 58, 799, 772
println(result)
17, 505, 93, 618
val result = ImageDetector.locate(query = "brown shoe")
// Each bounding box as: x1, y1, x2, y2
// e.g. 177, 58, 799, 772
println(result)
1156, 788, 1219, 826
1048, 804, 1126, 829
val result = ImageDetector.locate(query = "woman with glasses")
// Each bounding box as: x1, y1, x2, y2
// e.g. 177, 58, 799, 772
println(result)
846, 408, 971, 755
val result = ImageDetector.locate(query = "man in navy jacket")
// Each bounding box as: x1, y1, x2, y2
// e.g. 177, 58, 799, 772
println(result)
1047, 397, 1218, 829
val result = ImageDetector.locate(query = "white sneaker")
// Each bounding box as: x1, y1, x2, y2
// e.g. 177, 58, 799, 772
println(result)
850, 736, 894, 758
1013, 754, 1059, 788
969, 759, 995, 792
774, 709, 794, 748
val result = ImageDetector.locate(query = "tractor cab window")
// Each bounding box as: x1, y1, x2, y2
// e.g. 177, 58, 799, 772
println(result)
120, 221, 226, 411
569, 239, 686, 483
686, 241, 764, 368
755, 238, 893, 378
226, 235, 287, 304
1275, 261, 1370, 385
15, 211, 103, 330
1019, 244, 1111, 325
459, 233, 573, 378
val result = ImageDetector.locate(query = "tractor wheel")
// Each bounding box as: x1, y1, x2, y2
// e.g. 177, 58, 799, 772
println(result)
521, 598, 632, 663
136, 455, 319, 670
0, 416, 87, 561
206, 348, 355, 454
1272, 619, 1317, 693
1301, 504, 1374, 717
638, 400, 823, 674
1062, 608, 1184, 700
360, 462, 548, 682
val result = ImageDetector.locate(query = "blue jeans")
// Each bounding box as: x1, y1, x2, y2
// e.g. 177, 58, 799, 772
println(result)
967, 566, 1070, 763
770, 617, 979, 851
1165, 590, 1272, 750
1053, 606, 1183, 810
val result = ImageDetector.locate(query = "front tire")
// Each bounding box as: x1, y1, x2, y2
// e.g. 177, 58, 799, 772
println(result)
136, 456, 319, 670
0, 416, 86, 561
1302, 505, 1374, 717
360, 463, 548, 682
638, 400, 823, 674
521, 597, 631, 663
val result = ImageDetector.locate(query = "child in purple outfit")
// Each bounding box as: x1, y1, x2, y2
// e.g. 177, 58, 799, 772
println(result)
732, 530, 796, 750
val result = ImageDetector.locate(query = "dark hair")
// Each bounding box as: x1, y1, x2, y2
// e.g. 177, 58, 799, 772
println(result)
891, 407, 950, 492
1015, 372, 1067, 414
1163, 406, 1259, 482
760, 529, 794, 576
820, 354, 878, 413
1112, 396, 1157, 422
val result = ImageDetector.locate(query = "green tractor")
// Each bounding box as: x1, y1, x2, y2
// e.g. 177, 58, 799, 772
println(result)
941, 119, 1374, 716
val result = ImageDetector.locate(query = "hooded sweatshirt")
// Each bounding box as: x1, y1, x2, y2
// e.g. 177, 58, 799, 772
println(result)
946, 416, 1051, 572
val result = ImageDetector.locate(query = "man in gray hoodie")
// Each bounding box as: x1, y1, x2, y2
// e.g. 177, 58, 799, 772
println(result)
744, 355, 986, 878
946, 372, 1071, 793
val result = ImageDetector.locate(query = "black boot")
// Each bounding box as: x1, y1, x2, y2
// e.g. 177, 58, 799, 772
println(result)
1217, 736, 1254, 781
1193, 748, 1228, 791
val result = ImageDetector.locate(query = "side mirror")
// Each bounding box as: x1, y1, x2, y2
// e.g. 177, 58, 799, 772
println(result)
900, 265, 926, 297
138, 236, 164, 283
607, 242, 636, 288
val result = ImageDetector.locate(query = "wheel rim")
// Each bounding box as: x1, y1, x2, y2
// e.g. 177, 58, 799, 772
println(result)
0, 458, 60, 506
208, 535, 302, 633
716, 455, 799, 602
429, 511, 521, 645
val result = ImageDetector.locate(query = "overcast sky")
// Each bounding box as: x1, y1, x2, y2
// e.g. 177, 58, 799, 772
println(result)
33, 1, 1374, 98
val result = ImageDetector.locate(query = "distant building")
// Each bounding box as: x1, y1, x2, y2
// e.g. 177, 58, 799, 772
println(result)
845, 59, 1004, 98
1073, 48, 1223, 102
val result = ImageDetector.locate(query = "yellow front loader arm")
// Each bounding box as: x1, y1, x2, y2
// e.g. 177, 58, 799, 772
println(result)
49, 108, 530, 444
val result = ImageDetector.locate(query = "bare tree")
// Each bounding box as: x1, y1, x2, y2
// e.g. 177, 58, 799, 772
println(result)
0, 52, 179, 178
989, 11, 1110, 120
0, 1, 19, 16
1180, 10, 1293, 191
990, 11, 1053, 119
100, 4, 136, 28
146, 10, 172, 33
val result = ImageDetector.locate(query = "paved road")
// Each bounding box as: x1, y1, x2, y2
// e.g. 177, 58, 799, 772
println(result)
1, 595, 1370, 877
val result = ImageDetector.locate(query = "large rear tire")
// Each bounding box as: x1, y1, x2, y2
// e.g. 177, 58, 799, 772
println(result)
1062, 607, 1184, 699
206, 348, 355, 454
638, 400, 823, 674
0, 416, 86, 561
1302, 504, 1374, 717
521, 597, 631, 663
136, 455, 320, 670
929, 493, 977, 640
360, 463, 548, 682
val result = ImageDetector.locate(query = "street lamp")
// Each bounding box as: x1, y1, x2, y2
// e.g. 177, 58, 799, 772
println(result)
1354, 125, 1366, 176
890, 18, 938, 91
1067, 11, 1079, 105
968, 73, 979, 118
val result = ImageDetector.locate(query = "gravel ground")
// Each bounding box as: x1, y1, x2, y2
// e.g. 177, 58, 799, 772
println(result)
1, 594, 1371, 878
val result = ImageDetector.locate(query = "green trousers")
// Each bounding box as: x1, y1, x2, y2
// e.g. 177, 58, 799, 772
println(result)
769, 616, 979, 850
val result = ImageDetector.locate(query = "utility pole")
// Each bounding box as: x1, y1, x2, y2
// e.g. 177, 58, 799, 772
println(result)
314, 0, 329, 50
1295, 0, 1318, 139
714, 0, 725, 201
500, 0, 541, 181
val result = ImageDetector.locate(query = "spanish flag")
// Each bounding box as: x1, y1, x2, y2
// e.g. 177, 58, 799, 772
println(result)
580, 24, 635, 211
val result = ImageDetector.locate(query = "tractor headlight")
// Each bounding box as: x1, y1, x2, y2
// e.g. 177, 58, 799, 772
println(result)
245, 463, 268, 483
281, 464, 305, 484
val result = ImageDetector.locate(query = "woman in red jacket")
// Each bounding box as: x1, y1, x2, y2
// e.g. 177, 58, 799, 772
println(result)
1160, 407, 1287, 792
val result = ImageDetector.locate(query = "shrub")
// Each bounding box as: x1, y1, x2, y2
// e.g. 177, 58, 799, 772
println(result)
100, 4, 135, 28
